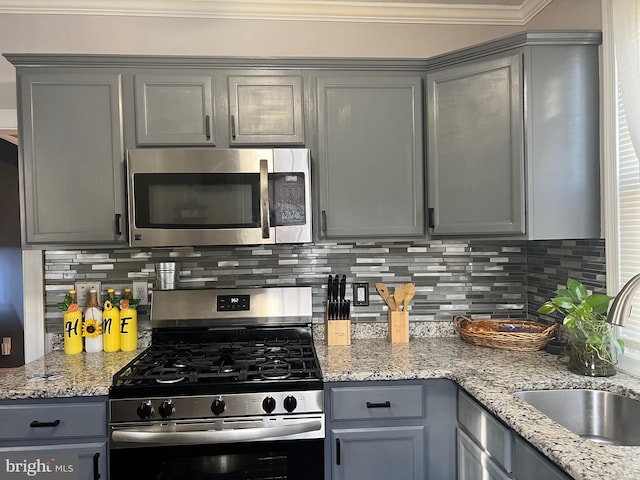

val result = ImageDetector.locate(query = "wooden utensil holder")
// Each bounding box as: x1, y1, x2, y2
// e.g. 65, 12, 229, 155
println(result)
388, 311, 409, 343
326, 301, 351, 346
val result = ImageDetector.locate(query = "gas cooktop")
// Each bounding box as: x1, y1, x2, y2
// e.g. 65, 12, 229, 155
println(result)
110, 328, 322, 398
109, 287, 322, 399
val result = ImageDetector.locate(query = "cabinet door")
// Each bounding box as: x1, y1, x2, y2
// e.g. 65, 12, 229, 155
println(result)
228, 75, 304, 145
317, 76, 424, 239
331, 427, 424, 480
0, 442, 107, 480
457, 428, 511, 480
20, 72, 126, 245
134, 74, 214, 145
427, 53, 525, 236
513, 436, 570, 480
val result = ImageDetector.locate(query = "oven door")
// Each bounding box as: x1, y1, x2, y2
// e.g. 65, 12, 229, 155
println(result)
110, 417, 323, 480
126, 148, 311, 247
110, 438, 323, 480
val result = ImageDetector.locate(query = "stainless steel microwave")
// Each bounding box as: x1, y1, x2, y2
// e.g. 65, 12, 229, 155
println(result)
126, 148, 312, 247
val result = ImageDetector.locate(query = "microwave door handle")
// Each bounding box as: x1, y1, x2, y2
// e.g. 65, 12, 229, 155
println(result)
260, 158, 270, 239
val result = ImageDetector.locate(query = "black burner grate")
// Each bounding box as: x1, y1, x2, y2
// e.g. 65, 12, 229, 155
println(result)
112, 335, 321, 389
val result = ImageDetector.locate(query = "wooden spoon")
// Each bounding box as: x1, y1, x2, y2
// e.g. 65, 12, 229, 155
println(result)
375, 283, 394, 310
403, 283, 416, 311
394, 284, 406, 312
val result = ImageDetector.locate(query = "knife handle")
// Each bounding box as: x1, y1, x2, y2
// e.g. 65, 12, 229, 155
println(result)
339, 275, 346, 300
328, 274, 333, 301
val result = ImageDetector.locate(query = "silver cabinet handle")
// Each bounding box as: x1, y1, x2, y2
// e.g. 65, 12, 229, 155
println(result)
111, 420, 322, 445
260, 158, 270, 239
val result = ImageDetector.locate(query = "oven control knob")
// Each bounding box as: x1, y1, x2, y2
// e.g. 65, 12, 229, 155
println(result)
136, 400, 154, 419
211, 398, 226, 416
283, 395, 297, 413
159, 400, 175, 418
262, 396, 276, 414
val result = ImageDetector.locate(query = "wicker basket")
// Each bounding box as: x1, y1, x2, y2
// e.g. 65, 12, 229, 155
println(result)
453, 315, 556, 352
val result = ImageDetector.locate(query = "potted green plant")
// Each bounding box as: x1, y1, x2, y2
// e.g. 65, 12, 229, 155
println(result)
538, 278, 624, 377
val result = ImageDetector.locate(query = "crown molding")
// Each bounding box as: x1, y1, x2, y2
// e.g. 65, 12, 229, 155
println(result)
0, 0, 553, 25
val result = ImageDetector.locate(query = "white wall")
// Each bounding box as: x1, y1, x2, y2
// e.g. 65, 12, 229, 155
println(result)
0, 0, 601, 112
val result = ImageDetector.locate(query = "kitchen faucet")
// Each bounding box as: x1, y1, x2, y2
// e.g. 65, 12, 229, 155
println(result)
608, 273, 640, 326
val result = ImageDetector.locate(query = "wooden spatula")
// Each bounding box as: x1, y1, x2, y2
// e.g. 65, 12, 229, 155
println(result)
375, 283, 395, 310
394, 284, 406, 312
403, 283, 416, 311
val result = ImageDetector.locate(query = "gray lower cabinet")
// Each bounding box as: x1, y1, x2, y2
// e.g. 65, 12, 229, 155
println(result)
458, 390, 513, 479
0, 397, 109, 480
513, 437, 570, 480
134, 73, 215, 146
458, 428, 511, 480
18, 70, 126, 245
427, 32, 601, 240
458, 390, 571, 480
325, 379, 456, 480
316, 74, 425, 240
228, 75, 304, 145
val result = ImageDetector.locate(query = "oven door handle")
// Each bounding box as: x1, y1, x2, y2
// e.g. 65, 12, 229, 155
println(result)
111, 419, 322, 445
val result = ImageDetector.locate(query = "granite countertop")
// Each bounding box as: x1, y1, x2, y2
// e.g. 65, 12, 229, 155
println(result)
315, 337, 640, 480
3, 336, 640, 479
0, 349, 142, 399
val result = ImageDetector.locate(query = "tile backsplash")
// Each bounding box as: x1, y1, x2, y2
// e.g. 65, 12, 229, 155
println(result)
43, 238, 605, 336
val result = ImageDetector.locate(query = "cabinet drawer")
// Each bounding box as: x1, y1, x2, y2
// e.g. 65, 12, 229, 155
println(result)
458, 391, 512, 473
0, 401, 106, 442
330, 385, 424, 421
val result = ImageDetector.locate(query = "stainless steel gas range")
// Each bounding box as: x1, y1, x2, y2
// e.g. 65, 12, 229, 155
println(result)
108, 286, 324, 480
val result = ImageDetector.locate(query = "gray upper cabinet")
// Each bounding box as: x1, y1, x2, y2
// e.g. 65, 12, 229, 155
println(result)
427, 53, 525, 236
19, 71, 126, 245
426, 31, 602, 240
317, 75, 424, 240
228, 75, 304, 145
134, 74, 215, 146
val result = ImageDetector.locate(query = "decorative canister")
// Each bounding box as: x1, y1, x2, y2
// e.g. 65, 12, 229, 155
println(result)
102, 288, 121, 352
119, 288, 138, 352
60, 289, 83, 355
83, 289, 103, 353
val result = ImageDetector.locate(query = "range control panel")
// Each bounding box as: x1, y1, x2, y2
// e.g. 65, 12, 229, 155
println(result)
217, 294, 250, 312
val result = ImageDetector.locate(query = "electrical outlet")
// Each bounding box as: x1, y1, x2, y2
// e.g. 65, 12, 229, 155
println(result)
132, 281, 149, 305
75, 281, 102, 308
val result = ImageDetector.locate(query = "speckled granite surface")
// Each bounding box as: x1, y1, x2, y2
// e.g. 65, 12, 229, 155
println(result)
4, 335, 640, 479
0, 349, 142, 399
315, 337, 640, 480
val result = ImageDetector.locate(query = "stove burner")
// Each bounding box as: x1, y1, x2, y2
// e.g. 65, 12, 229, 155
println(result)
260, 360, 292, 380
156, 376, 186, 384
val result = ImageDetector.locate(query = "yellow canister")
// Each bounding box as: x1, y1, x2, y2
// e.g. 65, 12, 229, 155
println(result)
63, 307, 83, 355
102, 294, 121, 352
119, 306, 138, 352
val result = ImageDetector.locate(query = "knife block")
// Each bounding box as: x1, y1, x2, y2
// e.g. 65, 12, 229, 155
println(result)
388, 311, 409, 343
326, 301, 351, 346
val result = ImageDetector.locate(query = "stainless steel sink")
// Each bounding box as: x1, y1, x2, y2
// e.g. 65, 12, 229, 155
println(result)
515, 389, 640, 446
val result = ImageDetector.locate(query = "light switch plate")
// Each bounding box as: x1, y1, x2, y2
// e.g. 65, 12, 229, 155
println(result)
353, 282, 369, 306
